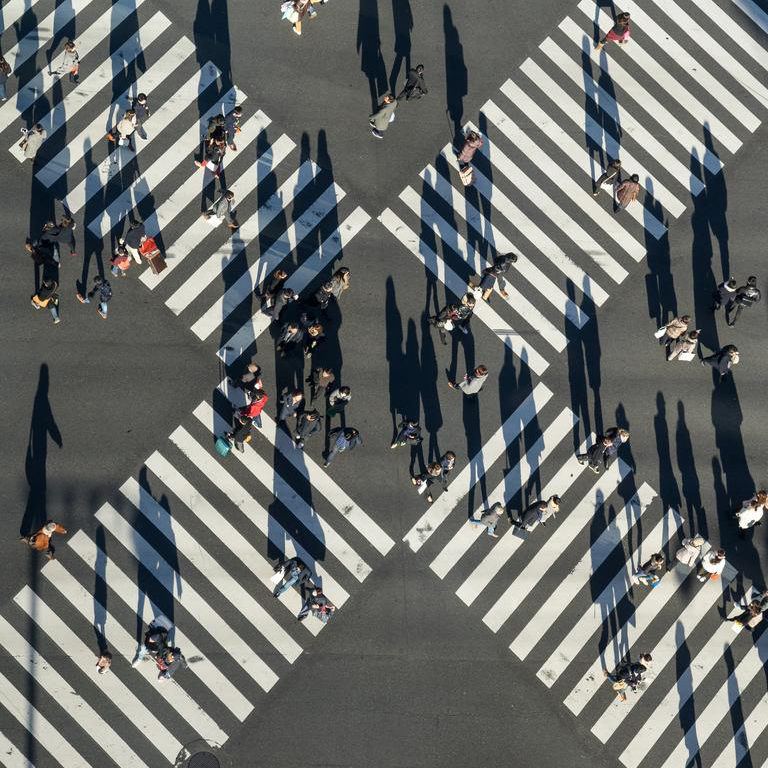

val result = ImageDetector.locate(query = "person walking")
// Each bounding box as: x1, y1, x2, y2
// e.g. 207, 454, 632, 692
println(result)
734, 491, 767, 534
369, 94, 398, 139
306, 367, 335, 407
604, 653, 652, 703
273, 557, 312, 597
301, 318, 325, 358
328, 267, 351, 303
202, 189, 239, 230
391, 419, 423, 448
297, 587, 336, 623
260, 269, 289, 309
110, 245, 132, 277
667, 329, 700, 361
279, 388, 304, 425
156, 646, 186, 681
514, 495, 561, 531
19, 124, 47, 162
270, 287, 298, 323
115, 110, 137, 152
21, 521, 68, 559
295, 409, 322, 449
675, 535, 705, 567
0, 57, 11, 101
576, 436, 612, 474
468, 253, 517, 302
457, 130, 483, 165
614, 174, 640, 212
224, 105, 243, 150
469, 502, 505, 538
96, 652, 112, 674
229, 362, 263, 399
76, 276, 112, 318
431, 293, 476, 344
327, 385, 351, 418
323, 427, 362, 467
397, 64, 428, 101
448, 365, 489, 395
634, 553, 665, 587
697, 547, 726, 582
237, 389, 269, 427
595, 12, 631, 51
593, 159, 621, 196
726, 276, 761, 327
423, 451, 457, 501
50, 213, 77, 259
657, 315, 690, 346
50, 40, 79, 81
727, 600, 763, 631
602, 428, 629, 469
119, 220, 147, 263
195, 133, 227, 175
712, 277, 737, 312
30, 279, 60, 324
701, 344, 739, 380
131, 93, 150, 139
411, 462, 442, 502
131, 617, 170, 665
276, 321, 304, 357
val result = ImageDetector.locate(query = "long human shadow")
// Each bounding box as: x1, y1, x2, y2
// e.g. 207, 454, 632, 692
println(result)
419, 302, 443, 466
316, 129, 341, 267
93, 525, 108, 654
357, 0, 388, 111
133, 467, 179, 643
45, 0, 75, 74
109, 0, 146, 105
193, 0, 233, 118
653, 391, 682, 521
674, 626, 701, 768
675, 401, 706, 539
565, 283, 602, 449
702, 125, 729, 280
389, 0, 412, 94
644, 177, 677, 328
443, 4, 467, 143
581, 34, 606, 185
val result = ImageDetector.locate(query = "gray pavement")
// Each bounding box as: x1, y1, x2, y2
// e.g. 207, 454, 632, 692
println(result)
2, 0, 768, 767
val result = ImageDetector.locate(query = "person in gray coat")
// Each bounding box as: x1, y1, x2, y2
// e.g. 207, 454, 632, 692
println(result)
369, 95, 398, 139
202, 189, 238, 229
448, 365, 488, 395
20, 124, 47, 161
469, 502, 505, 537
514, 496, 561, 531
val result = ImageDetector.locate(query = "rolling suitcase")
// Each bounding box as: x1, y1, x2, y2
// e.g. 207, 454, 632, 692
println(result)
139, 237, 167, 275
215, 437, 231, 457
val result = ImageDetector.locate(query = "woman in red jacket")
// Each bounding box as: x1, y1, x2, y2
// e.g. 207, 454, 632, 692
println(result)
225, 390, 268, 451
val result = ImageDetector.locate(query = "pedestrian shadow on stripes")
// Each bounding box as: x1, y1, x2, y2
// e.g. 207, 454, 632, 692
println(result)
591, 0, 617, 27
93, 525, 109, 655
674, 624, 701, 768
109, 0, 147, 106
643, 178, 677, 328
675, 401, 707, 541
654, 392, 682, 529
443, 4, 467, 144
388, 0, 412, 96
565, 281, 603, 451
45, 0, 76, 76
76, 139, 106, 292
193, 0, 234, 121
357, 0, 388, 112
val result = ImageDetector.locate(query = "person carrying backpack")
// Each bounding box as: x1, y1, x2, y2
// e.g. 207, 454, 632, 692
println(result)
726, 276, 761, 327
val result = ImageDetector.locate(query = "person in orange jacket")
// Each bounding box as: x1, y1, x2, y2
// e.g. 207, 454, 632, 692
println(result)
21, 521, 68, 559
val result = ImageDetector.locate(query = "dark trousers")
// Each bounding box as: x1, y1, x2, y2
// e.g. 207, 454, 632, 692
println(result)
726, 302, 744, 326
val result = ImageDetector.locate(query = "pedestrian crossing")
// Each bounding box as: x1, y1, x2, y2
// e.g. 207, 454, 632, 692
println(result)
0, 383, 394, 766
379, 0, 768, 378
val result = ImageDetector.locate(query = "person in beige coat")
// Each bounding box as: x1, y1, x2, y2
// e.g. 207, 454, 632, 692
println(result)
667, 329, 700, 361
369, 95, 398, 139
659, 315, 690, 344
675, 535, 705, 567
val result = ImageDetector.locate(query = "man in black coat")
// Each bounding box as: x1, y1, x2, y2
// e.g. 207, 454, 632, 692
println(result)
726, 276, 761, 327
701, 344, 739, 380
397, 64, 428, 101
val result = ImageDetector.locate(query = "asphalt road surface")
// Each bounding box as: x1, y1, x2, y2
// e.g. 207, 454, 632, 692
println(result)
1, 0, 768, 767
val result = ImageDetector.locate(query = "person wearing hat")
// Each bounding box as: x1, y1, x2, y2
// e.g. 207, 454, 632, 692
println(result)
21, 521, 68, 559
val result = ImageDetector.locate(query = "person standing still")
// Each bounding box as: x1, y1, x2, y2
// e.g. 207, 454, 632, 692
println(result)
369, 95, 398, 139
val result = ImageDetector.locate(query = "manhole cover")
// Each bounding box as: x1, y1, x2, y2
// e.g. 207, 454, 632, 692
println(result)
188, 753, 220, 768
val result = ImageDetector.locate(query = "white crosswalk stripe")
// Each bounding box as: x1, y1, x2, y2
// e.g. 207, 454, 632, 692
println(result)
0, 730, 35, 768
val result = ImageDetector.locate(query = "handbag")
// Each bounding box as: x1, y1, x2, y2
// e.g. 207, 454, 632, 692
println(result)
612, 680, 627, 691
678, 350, 696, 362
654, 327, 667, 339
443, 319, 454, 331
270, 567, 285, 584
459, 166, 474, 187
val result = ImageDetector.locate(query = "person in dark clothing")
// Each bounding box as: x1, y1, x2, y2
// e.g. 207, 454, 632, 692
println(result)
50, 214, 77, 257
603, 428, 629, 469
323, 427, 362, 467
131, 93, 150, 139
604, 653, 652, 702
712, 277, 737, 312
120, 220, 147, 264
593, 159, 621, 196
295, 409, 322, 448
273, 557, 312, 597
306, 367, 335, 406
411, 462, 442, 501
576, 436, 612, 474
314, 279, 335, 309
701, 344, 739, 380
327, 386, 351, 419
279, 388, 304, 424
226, 414, 253, 451
156, 646, 186, 681
131, 619, 169, 665
514, 496, 561, 531
397, 64, 428, 101
439, 451, 456, 489
196, 133, 227, 175
270, 287, 297, 323
297, 587, 336, 623
726, 276, 761, 327
76, 275, 112, 318
229, 362, 263, 398
260, 269, 289, 309
431, 293, 476, 344
635, 553, 665, 587
468, 253, 517, 301
30, 278, 60, 323
276, 321, 304, 357
0, 57, 10, 101
224, 105, 243, 150
391, 419, 423, 448
301, 315, 325, 357
206, 114, 225, 142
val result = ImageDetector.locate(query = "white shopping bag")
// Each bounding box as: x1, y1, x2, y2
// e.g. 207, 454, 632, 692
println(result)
654, 327, 667, 339
270, 567, 285, 584
205, 214, 222, 228
443, 319, 454, 331
679, 350, 696, 362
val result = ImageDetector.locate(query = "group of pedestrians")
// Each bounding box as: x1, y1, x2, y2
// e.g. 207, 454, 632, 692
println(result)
272, 556, 337, 623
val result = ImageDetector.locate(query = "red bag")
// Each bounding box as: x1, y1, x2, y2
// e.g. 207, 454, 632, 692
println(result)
139, 237, 160, 258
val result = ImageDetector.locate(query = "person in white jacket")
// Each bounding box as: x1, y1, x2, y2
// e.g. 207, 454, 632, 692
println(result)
697, 548, 726, 582
735, 491, 767, 534
675, 535, 705, 567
